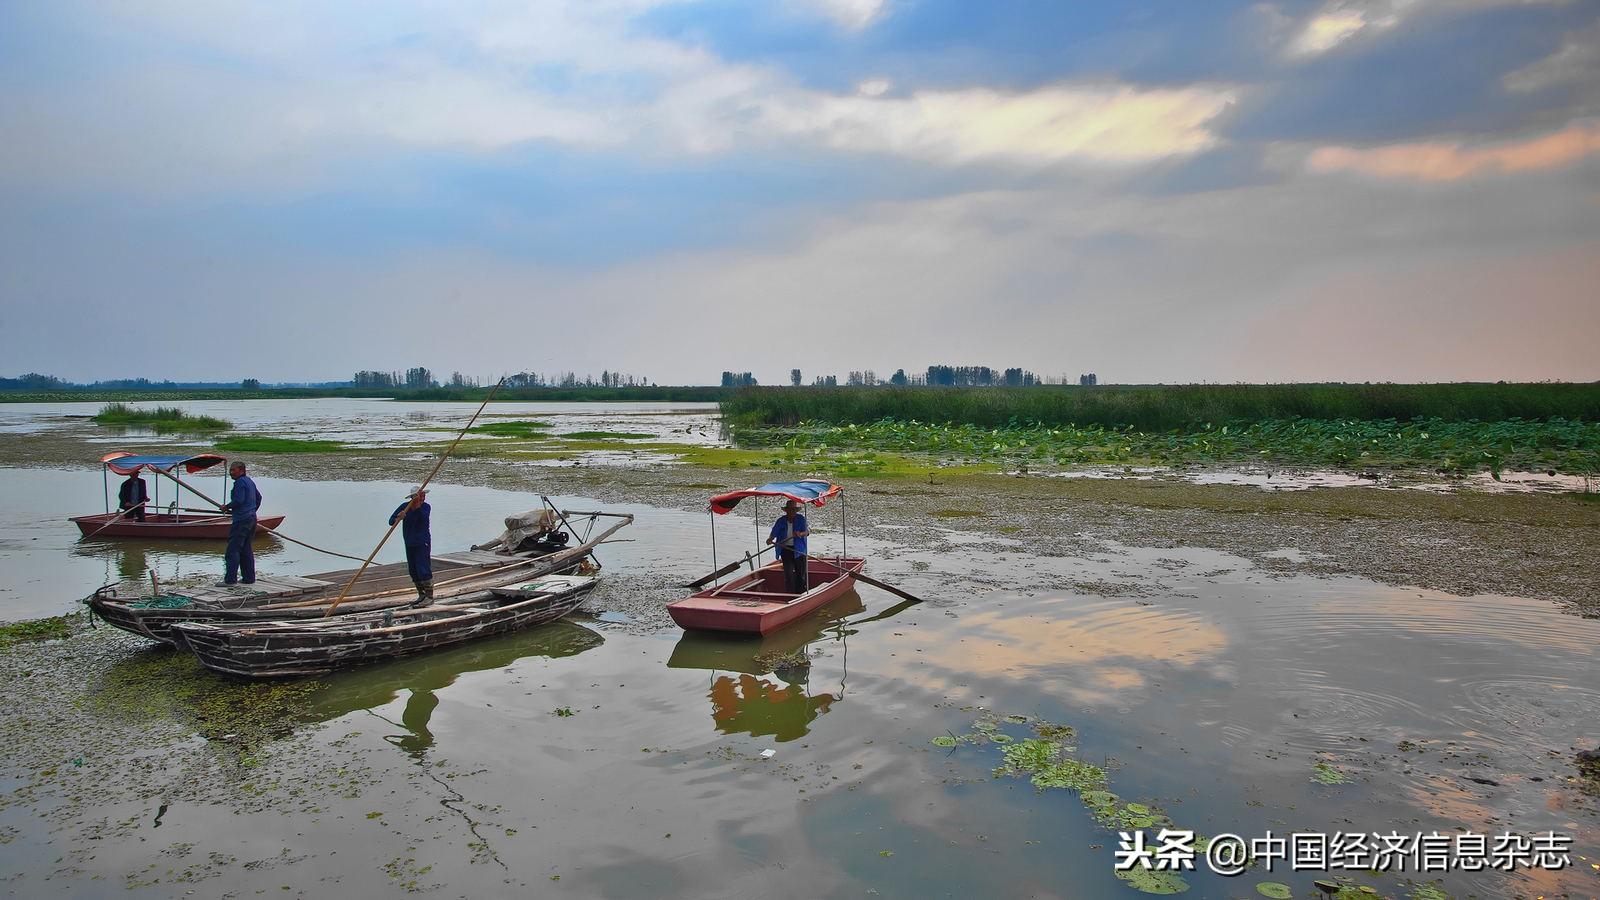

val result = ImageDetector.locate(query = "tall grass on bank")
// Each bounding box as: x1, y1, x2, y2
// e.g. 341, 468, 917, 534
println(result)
722, 384, 1600, 430
93, 403, 231, 432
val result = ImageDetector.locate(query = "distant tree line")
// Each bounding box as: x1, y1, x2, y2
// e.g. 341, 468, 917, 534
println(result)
769, 365, 1098, 388
721, 371, 758, 387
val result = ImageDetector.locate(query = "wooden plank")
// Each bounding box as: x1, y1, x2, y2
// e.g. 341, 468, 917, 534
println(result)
430, 552, 509, 567
266, 575, 334, 589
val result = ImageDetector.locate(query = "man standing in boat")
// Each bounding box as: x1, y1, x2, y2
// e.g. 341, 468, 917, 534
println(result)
218, 461, 261, 585
390, 487, 433, 603
117, 470, 149, 522
767, 499, 810, 594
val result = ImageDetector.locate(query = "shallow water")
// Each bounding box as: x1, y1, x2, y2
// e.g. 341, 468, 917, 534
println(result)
1, 454, 1597, 896
1, 398, 721, 448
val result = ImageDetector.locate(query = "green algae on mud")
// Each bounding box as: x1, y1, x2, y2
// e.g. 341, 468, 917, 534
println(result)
215, 436, 352, 453
470, 420, 554, 436
88, 644, 325, 750
558, 430, 655, 440
0, 612, 85, 645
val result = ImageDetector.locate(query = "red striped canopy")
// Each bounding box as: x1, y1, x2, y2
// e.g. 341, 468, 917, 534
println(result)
709, 480, 841, 515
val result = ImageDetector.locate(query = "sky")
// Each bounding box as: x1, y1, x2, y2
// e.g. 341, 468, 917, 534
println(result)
0, 0, 1596, 385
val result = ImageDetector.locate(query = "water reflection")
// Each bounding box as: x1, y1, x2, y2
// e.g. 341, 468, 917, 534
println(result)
71, 535, 288, 584
310, 621, 605, 757
668, 591, 864, 742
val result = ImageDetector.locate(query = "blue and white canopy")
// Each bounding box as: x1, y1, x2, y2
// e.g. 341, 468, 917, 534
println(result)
709, 480, 840, 515
100, 451, 227, 476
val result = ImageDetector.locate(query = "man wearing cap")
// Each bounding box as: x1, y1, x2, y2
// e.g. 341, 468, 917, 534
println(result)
390, 487, 433, 603
218, 461, 261, 585
766, 499, 811, 594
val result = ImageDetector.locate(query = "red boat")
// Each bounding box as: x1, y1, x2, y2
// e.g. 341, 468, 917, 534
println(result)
71, 451, 285, 540
669, 555, 865, 635
71, 510, 285, 540
668, 480, 863, 635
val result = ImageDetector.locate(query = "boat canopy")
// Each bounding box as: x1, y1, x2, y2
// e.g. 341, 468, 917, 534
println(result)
709, 480, 841, 515
100, 451, 227, 476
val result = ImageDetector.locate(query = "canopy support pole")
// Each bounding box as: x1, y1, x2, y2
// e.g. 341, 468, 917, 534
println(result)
709, 508, 719, 587
102, 463, 109, 514
840, 488, 847, 567
753, 498, 761, 563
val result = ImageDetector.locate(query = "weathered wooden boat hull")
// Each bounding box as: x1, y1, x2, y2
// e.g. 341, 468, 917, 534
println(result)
71, 512, 286, 540
88, 587, 425, 645
86, 512, 631, 646
668, 558, 865, 635
88, 552, 583, 646
171, 576, 597, 679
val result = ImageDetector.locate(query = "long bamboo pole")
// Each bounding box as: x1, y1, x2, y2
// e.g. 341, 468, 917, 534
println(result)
323, 377, 506, 616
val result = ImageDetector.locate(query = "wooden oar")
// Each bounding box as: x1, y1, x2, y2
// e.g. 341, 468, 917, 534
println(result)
83, 501, 150, 539
323, 378, 506, 616
790, 548, 925, 605
683, 544, 775, 589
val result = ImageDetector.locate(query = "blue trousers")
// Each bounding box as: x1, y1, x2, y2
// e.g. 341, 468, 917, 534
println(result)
225, 518, 256, 584
405, 541, 432, 582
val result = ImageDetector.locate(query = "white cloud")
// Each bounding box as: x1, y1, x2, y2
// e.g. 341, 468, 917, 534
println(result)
1285, 0, 1411, 58
0, 3, 1236, 193
856, 77, 893, 97
758, 83, 1237, 165
802, 0, 889, 31
1283, 0, 1568, 59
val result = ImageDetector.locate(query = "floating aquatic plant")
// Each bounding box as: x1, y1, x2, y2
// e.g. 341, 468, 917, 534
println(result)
1255, 882, 1292, 899
1115, 867, 1190, 895
1311, 761, 1347, 785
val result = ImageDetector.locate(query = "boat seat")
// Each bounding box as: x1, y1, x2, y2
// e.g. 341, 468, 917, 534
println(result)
713, 590, 799, 603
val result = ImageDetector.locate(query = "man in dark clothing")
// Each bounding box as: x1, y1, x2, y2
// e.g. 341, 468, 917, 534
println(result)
118, 472, 149, 522
390, 486, 433, 603
219, 461, 261, 585
766, 499, 810, 594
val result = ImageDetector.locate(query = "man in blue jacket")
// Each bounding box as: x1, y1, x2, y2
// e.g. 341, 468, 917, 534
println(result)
390, 486, 433, 603
219, 461, 261, 585
766, 499, 810, 594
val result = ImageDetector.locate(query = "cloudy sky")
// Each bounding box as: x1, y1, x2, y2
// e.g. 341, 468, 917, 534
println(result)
1, 0, 1596, 385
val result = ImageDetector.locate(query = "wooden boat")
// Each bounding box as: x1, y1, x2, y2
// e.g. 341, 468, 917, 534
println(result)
669, 556, 864, 635
668, 479, 864, 635
171, 573, 597, 679
87, 508, 631, 645
72, 510, 285, 539
71, 451, 285, 540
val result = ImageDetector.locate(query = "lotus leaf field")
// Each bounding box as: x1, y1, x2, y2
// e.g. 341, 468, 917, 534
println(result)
735, 417, 1600, 478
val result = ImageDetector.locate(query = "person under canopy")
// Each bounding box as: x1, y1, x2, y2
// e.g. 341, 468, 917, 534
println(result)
118, 472, 149, 522
766, 499, 811, 594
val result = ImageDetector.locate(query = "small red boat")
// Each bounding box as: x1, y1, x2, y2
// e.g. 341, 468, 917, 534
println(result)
668, 480, 863, 635
71, 451, 285, 540
669, 555, 865, 635
71, 511, 285, 540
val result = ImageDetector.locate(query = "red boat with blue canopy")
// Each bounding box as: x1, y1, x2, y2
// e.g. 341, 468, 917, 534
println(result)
669, 479, 864, 635
70, 450, 286, 540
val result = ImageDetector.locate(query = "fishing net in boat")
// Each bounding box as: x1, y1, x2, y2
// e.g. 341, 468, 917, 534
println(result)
130, 594, 198, 609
